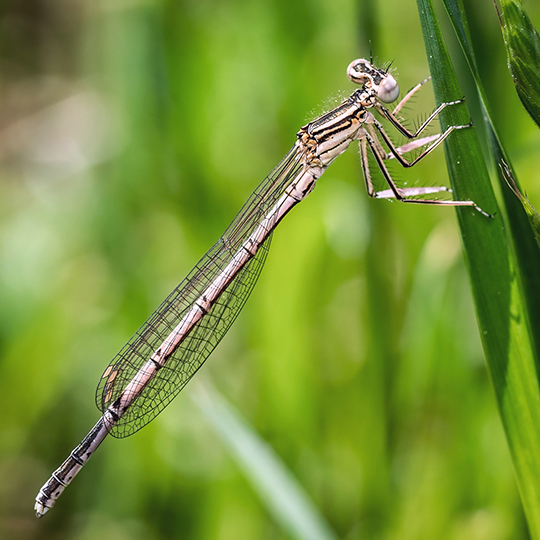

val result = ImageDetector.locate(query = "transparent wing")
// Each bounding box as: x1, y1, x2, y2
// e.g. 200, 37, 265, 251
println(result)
96, 146, 304, 438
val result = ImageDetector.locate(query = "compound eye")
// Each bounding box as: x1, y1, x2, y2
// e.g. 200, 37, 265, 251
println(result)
377, 73, 399, 103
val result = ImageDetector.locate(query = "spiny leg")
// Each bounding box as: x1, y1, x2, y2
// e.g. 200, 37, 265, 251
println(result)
376, 97, 466, 139
392, 134, 440, 157
359, 136, 450, 200
359, 133, 491, 216
393, 76, 431, 116
373, 79, 472, 165
371, 120, 473, 168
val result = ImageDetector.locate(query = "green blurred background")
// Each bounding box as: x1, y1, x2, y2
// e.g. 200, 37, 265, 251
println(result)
1, 0, 539, 538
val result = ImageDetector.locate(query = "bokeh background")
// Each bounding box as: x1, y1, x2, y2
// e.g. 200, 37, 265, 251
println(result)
1, 0, 540, 538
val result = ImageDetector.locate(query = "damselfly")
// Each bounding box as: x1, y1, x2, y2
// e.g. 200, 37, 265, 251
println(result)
34, 58, 489, 517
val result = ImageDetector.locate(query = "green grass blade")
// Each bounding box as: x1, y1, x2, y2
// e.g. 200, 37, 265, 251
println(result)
501, 162, 540, 249
442, 0, 540, 350
192, 383, 339, 540
495, 0, 540, 250
416, 0, 540, 536
498, 0, 540, 128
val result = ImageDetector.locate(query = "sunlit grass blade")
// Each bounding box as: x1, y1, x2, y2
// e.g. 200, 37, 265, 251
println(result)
417, 0, 540, 536
442, 0, 540, 349
497, 0, 540, 128
191, 383, 339, 540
